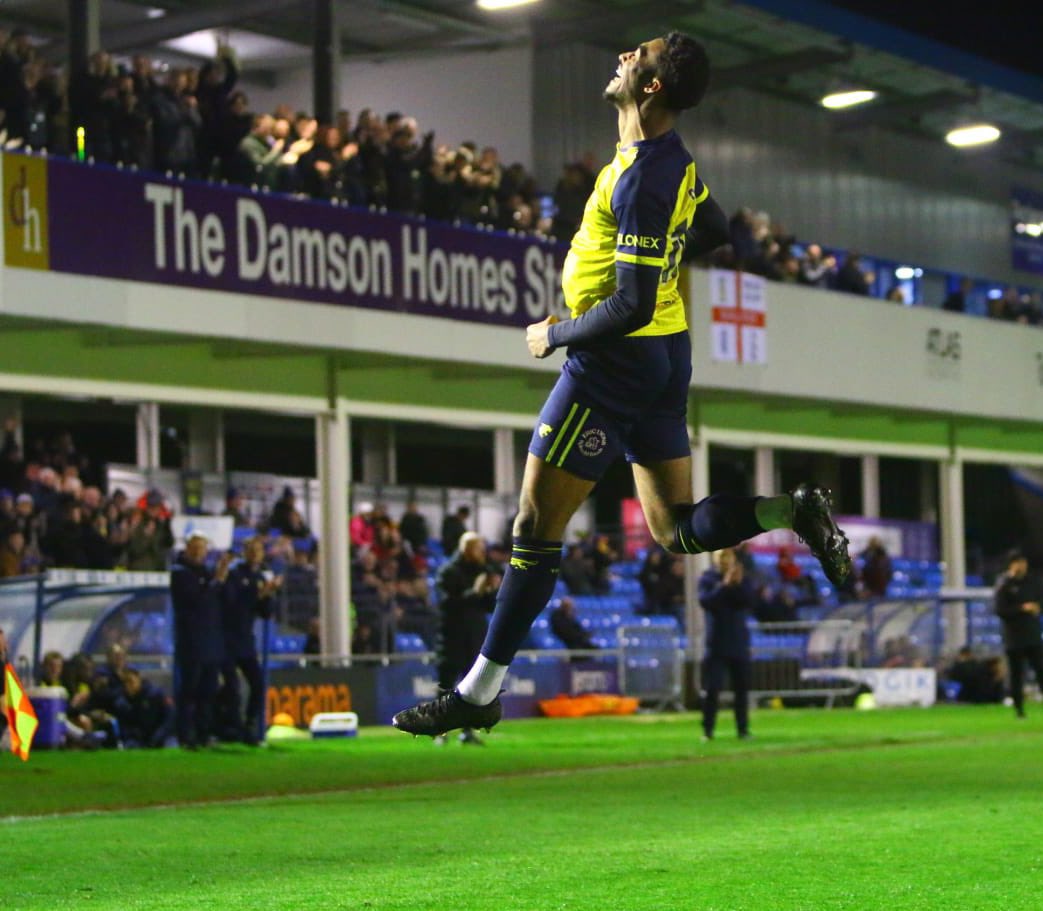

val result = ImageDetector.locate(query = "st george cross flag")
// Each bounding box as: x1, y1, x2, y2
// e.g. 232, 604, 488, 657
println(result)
4, 663, 38, 761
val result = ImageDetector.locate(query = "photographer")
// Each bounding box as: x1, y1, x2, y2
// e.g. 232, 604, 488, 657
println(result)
698, 548, 756, 741
434, 532, 501, 745
219, 536, 282, 744
994, 550, 1043, 719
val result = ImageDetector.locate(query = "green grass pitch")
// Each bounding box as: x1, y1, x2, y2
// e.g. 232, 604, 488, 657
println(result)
3, 706, 1042, 910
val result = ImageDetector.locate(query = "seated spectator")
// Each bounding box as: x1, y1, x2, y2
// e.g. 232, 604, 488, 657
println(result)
586, 534, 618, 594
550, 596, 596, 650
798, 244, 835, 288
114, 668, 174, 748
886, 287, 906, 304
945, 648, 1005, 704
834, 252, 872, 296
551, 163, 589, 239
860, 537, 893, 598
303, 616, 321, 659
394, 577, 437, 646
559, 543, 595, 596
639, 547, 667, 612
642, 553, 686, 622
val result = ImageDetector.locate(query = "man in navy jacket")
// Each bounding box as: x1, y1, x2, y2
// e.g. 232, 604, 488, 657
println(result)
220, 536, 281, 743
170, 531, 230, 748
698, 547, 756, 740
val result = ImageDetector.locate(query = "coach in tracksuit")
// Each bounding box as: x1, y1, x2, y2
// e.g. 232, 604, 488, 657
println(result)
994, 549, 1043, 719
220, 536, 281, 744
170, 532, 231, 749
698, 548, 756, 741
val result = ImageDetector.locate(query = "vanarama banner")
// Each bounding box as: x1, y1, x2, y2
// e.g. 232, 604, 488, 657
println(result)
2, 152, 566, 327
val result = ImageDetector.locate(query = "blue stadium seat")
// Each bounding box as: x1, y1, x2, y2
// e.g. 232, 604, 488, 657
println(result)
395, 633, 428, 653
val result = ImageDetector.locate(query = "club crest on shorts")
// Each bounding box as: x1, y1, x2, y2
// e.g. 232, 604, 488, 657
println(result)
577, 427, 607, 457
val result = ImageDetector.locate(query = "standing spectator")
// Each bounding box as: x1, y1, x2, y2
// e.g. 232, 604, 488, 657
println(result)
268, 486, 298, 535
220, 536, 281, 744
798, 244, 835, 288
942, 277, 973, 314
194, 45, 239, 177
834, 252, 872, 296
434, 532, 500, 745
223, 487, 251, 528
44, 497, 88, 567
860, 537, 893, 598
551, 162, 590, 240
149, 69, 199, 175
385, 124, 434, 213
993, 549, 1043, 719
440, 505, 470, 556
236, 112, 284, 188
398, 501, 430, 555
350, 501, 376, 550
170, 532, 230, 749
698, 549, 756, 741
550, 596, 596, 651
125, 493, 174, 570
0, 529, 35, 577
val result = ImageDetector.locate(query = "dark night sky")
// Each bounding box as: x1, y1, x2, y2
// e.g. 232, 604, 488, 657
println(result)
825, 1, 1043, 77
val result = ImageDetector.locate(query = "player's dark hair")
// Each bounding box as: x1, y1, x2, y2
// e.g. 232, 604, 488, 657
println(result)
656, 32, 710, 112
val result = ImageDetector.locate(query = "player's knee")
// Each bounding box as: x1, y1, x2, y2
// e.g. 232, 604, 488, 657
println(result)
513, 494, 554, 540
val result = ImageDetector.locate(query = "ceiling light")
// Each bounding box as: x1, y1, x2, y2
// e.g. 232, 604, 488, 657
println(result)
894, 266, 915, 280
477, 0, 541, 9
945, 124, 1000, 147
820, 89, 877, 110
146, 7, 166, 18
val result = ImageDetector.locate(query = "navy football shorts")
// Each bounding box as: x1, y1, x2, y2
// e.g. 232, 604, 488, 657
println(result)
528, 330, 692, 482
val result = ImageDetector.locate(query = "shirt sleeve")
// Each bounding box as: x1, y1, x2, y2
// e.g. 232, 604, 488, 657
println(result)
610, 161, 673, 270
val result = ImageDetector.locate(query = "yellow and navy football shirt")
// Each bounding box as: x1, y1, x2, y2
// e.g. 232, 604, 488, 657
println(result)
560, 130, 707, 337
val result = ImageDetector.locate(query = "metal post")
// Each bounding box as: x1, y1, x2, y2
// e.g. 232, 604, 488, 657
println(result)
493, 427, 516, 496
313, 0, 340, 124
316, 407, 351, 662
861, 454, 880, 518
187, 409, 223, 472
258, 614, 272, 743
32, 573, 45, 681
939, 455, 965, 589
67, 0, 101, 148
136, 402, 161, 470
753, 446, 775, 496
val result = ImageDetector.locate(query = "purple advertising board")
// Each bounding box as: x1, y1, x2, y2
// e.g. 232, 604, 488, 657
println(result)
2, 152, 567, 327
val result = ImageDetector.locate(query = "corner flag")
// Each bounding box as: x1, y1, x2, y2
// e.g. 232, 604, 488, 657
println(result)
3, 663, 38, 761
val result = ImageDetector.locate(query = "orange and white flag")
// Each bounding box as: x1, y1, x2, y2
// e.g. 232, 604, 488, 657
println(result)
3, 663, 38, 761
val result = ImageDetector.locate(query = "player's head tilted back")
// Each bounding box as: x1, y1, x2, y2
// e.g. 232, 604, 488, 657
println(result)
603, 31, 710, 115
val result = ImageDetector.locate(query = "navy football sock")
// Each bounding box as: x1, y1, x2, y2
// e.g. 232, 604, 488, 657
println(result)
480, 537, 563, 665
673, 494, 768, 554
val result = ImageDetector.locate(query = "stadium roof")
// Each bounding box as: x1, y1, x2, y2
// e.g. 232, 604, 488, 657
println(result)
6, 0, 1043, 168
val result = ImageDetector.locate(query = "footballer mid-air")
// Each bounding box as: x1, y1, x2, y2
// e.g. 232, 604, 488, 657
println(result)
394, 31, 853, 737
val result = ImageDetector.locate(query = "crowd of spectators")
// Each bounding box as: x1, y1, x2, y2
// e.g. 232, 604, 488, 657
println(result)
348, 501, 439, 654
695, 206, 1043, 323
2, 32, 1039, 319
0, 37, 554, 234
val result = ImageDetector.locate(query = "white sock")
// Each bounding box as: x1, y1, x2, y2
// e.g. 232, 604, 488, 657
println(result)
457, 655, 507, 705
